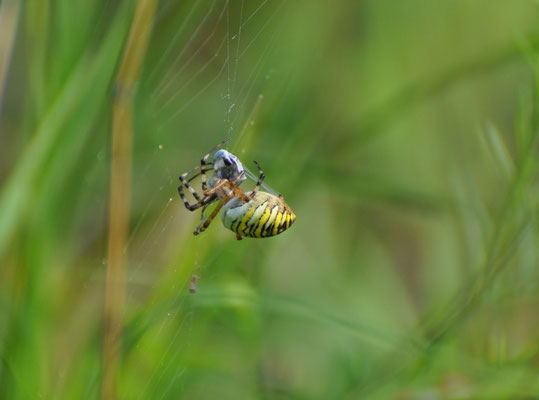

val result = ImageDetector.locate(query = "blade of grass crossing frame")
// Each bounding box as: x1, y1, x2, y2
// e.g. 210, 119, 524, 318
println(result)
102, 1, 158, 399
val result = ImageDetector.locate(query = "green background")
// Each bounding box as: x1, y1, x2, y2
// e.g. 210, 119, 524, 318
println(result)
0, 0, 538, 398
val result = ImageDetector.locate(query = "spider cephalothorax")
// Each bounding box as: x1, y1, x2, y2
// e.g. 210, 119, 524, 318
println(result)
178, 140, 295, 239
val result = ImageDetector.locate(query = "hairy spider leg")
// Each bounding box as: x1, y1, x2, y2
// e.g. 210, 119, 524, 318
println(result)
178, 158, 245, 212
178, 162, 222, 211
179, 164, 207, 202
189, 172, 250, 235
178, 163, 220, 210
178, 184, 218, 211
247, 160, 265, 200
178, 136, 232, 201
204, 171, 249, 202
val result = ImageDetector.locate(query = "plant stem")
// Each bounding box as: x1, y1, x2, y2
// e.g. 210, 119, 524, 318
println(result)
102, 1, 157, 399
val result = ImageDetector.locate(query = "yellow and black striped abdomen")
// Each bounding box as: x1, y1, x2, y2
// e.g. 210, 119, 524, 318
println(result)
221, 191, 295, 238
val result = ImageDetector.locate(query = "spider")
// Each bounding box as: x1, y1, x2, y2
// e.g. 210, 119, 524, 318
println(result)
178, 139, 296, 240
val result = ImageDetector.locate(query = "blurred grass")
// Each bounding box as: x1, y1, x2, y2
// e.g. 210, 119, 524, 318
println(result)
1, 1, 538, 399
0, 0, 19, 108
102, 1, 157, 399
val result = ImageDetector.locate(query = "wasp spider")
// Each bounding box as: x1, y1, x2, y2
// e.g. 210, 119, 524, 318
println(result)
178, 140, 296, 239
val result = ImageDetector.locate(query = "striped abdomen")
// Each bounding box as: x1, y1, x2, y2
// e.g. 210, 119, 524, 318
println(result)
221, 191, 296, 238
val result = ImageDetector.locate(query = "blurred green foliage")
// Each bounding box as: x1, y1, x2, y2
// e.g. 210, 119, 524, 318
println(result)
0, 0, 538, 399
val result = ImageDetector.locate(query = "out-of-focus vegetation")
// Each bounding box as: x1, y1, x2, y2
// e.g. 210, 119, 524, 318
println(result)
1, 1, 538, 399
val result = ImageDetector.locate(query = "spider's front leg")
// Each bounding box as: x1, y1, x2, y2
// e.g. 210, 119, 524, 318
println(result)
227, 171, 250, 202
178, 166, 208, 211
178, 185, 204, 211
200, 138, 231, 194
178, 183, 217, 212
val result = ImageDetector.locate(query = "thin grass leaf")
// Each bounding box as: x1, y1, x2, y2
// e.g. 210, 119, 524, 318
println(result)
483, 122, 515, 179
0, 3, 132, 260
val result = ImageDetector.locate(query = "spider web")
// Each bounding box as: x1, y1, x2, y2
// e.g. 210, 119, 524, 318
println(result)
116, 1, 290, 397
127, 0, 287, 282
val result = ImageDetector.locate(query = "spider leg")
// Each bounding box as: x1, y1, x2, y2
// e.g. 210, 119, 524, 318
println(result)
179, 163, 214, 186
186, 164, 212, 184
231, 172, 251, 202
194, 201, 223, 235
178, 162, 216, 210
201, 138, 232, 193
178, 185, 203, 211
197, 194, 219, 219
178, 185, 198, 211
232, 186, 250, 202
247, 160, 265, 200
179, 165, 204, 202
224, 171, 250, 202
203, 179, 228, 197
204, 173, 250, 203
200, 155, 212, 194
178, 185, 217, 211
230, 170, 246, 186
